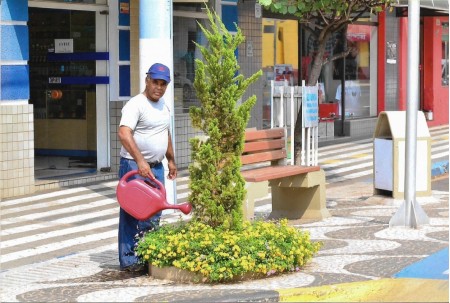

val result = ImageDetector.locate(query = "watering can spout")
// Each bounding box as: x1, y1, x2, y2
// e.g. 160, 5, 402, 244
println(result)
116, 170, 193, 221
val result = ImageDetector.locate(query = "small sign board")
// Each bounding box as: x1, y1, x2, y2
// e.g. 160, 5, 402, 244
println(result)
49, 77, 61, 84
55, 39, 73, 53
255, 3, 262, 18
302, 85, 319, 127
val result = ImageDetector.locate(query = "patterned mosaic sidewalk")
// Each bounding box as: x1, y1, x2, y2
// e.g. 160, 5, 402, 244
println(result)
1, 175, 448, 302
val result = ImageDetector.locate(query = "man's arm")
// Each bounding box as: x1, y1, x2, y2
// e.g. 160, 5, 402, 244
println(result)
118, 125, 154, 179
166, 130, 177, 180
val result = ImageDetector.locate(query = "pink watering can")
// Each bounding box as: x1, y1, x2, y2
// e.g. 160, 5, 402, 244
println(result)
116, 170, 192, 221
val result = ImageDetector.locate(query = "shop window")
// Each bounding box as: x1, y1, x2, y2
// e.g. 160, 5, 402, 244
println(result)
330, 23, 374, 118
442, 22, 449, 86
173, 3, 209, 113
29, 8, 96, 120
261, 19, 299, 127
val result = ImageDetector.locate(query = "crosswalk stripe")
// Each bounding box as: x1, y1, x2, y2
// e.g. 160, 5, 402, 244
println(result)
324, 161, 373, 175
1, 208, 119, 236
326, 169, 374, 184
432, 151, 449, 160
1, 198, 117, 225
1, 218, 118, 249
0, 230, 117, 263
0, 181, 118, 207
1, 189, 116, 215
319, 140, 371, 152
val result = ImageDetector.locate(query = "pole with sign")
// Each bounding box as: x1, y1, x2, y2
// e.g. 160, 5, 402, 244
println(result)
301, 81, 319, 166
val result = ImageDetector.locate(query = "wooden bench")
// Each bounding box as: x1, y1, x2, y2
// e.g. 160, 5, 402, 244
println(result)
241, 127, 330, 221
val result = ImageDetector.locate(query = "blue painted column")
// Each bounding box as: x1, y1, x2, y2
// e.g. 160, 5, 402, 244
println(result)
1, 0, 29, 102
139, 0, 175, 203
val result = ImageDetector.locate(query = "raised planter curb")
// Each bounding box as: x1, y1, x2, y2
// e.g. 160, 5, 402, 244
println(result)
148, 265, 267, 284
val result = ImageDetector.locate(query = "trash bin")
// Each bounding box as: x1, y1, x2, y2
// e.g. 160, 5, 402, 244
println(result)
373, 111, 431, 199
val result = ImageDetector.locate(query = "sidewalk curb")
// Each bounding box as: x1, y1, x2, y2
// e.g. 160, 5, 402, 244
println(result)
274, 278, 449, 302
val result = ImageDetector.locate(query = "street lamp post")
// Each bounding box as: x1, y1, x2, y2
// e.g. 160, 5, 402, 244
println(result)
389, 0, 429, 228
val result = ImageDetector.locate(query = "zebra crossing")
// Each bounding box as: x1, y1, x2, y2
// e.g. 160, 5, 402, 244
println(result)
320, 124, 448, 183
0, 125, 447, 272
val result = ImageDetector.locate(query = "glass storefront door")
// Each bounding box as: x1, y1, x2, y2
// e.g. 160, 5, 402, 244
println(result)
29, 7, 99, 178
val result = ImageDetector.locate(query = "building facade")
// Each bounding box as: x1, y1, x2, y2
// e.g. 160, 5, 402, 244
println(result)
0, 0, 448, 199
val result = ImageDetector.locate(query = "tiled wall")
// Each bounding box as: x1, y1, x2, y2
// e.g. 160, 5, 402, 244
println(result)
109, 101, 126, 172
0, 104, 35, 199
385, 10, 399, 110
173, 113, 204, 170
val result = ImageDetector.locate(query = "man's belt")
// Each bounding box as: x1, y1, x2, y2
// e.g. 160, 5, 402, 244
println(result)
148, 161, 161, 168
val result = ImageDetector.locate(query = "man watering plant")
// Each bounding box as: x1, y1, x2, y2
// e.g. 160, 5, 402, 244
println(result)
117, 63, 177, 272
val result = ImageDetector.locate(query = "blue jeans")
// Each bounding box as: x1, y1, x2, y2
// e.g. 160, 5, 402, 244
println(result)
118, 157, 164, 269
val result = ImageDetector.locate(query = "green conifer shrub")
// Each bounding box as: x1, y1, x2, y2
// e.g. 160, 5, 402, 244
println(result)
188, 7, 262, 229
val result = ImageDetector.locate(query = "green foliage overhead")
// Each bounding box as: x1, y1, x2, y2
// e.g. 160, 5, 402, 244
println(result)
188, 7, 262, 229
259, 0, 391, 21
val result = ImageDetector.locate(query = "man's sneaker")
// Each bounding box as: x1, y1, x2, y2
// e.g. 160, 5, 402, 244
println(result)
121, 263, 146, 272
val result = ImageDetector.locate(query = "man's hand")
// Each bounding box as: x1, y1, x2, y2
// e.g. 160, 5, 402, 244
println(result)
167, 160, 177, 180
137, 160, 155, 179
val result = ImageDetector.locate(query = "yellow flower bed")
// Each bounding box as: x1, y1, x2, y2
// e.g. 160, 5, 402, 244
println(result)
135, 219, 321, 283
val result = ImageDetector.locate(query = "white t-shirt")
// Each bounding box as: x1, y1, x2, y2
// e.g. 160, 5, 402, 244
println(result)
119, 93, 170, 163
335, 80, 361, 115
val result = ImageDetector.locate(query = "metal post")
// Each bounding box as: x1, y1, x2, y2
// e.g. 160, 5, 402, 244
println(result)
270, 80, 274, 128
290, 86, 295, 165
340, 56, 346, 136
389, 0, 429, 228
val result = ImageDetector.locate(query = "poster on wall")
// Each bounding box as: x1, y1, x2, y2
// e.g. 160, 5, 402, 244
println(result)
302, 85, 319, 127
120, 2, 130, 14
386, 41, 397, 64
274, 64, 294, 85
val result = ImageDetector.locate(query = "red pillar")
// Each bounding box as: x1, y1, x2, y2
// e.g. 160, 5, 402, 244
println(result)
377, 11, 386, 114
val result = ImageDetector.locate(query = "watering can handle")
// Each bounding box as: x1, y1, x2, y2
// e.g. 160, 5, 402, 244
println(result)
119, 170, 166, 198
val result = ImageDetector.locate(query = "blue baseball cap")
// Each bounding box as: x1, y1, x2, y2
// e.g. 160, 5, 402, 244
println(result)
146, 63, 171, 83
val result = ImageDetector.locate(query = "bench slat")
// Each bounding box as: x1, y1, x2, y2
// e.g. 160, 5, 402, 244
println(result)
241, 150, 286, 165
245, 128, 285, 141
241, 165, 320, 182
243, 138, 285, 153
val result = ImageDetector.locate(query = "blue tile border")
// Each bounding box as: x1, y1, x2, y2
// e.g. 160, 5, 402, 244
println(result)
431, 160, 449, 177
393, 248, 449, 280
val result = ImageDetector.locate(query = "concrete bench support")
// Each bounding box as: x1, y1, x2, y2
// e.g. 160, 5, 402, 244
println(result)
243, 180, 268, 220
268, 169, 330, 220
